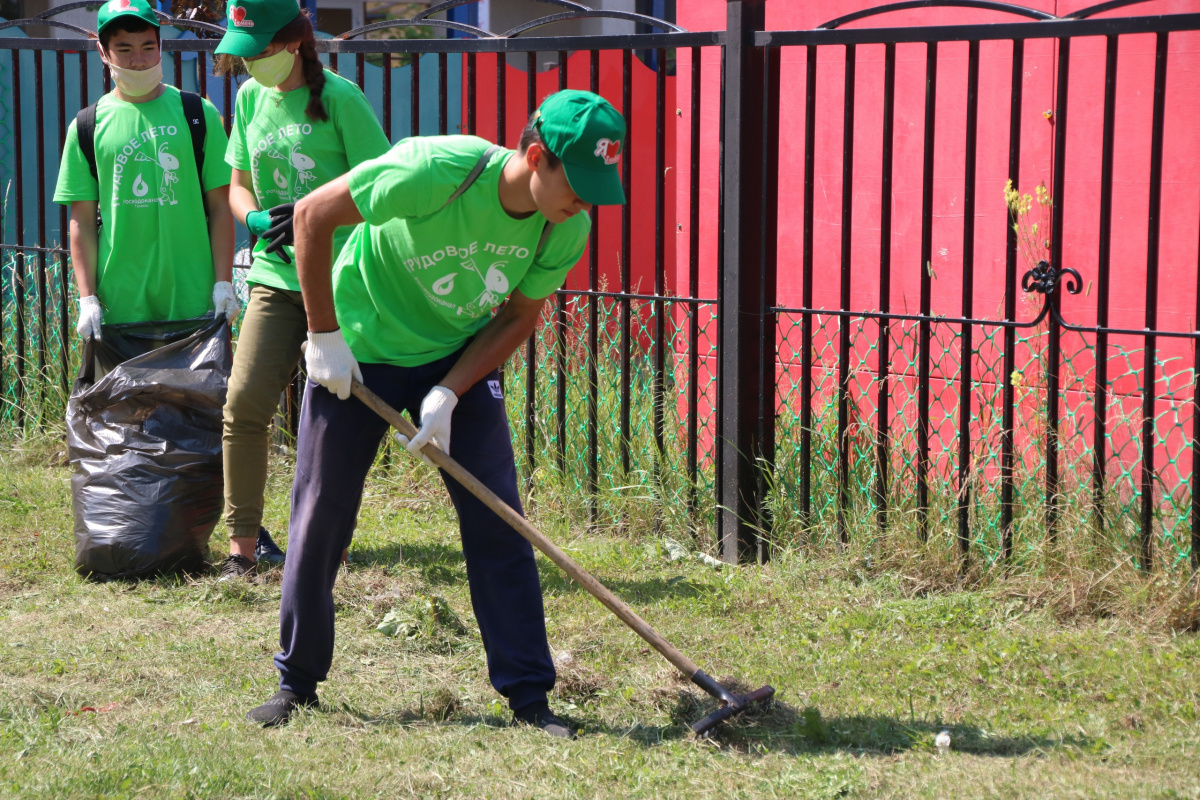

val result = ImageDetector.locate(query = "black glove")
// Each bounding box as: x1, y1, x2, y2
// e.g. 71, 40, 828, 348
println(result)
262, 203, 296, 265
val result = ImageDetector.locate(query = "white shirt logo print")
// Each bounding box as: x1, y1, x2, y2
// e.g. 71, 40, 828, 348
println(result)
432, 273, 457, 296
131, 142, 180, 205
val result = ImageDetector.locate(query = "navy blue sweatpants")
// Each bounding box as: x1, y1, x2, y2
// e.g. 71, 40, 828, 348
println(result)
274, 353, 555, 712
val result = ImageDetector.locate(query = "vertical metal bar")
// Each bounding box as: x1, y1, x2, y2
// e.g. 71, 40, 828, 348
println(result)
57, 50, 69, 393
1193, 196, 1200, 569
800, 44, 817, 532
587, 50, 600, 525
687, 46, 701, 524
556, 51, 569, 477
525, 51, 538, 492
466, 52, 477, 135
173, 51, 182, 89
876, 41, 896, 537
223, 71, 232, 136
719, 0, 771, 562
35, 49, 47, 414
410, 51, 420, 138
620, 47, 632, 478
13, 49, 26, 427
1001, 38, 1024, 560
496, 52, 506, 146
1139, 31, 1169, 570
654, 47, 667, 507
715, 44, 727, 545
917, 41, 938, 542
957, 39, 981, 559
382, 52, 392, 140
356, 53, 365, 92
198, 51, 207, 100
836, 43, 856, 545
80, 45, 88, 107
1046, 37, 1071, 543
1094, 35, 1118, 543
438, 52, 448, 135
758, 44, 781, 560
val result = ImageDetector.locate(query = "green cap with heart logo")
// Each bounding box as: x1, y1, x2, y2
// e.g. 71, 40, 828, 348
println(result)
97, 0, 159, 36
534, 90, 627, 206
215, 0, 303, 58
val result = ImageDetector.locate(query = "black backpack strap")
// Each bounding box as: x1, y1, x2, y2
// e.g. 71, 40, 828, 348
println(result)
76, 102, 99, 180
441, 145, 502, 210
179, 91, 206, 184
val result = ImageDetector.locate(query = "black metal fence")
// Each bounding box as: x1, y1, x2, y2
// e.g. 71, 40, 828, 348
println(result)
2, 1, 1198, 569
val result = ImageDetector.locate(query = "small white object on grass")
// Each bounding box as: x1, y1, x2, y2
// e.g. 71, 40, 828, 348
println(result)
935, 729, 951, 755
555, 651, 574, 665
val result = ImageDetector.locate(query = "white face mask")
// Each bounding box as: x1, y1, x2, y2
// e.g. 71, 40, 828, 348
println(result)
99, 45, 163, 98
244, 48, 296, 89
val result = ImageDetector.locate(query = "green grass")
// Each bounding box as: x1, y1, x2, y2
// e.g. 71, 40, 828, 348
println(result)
2, 430, 1200, 798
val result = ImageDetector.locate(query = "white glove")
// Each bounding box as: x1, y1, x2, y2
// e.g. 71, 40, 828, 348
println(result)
305, 329, 362, 400
396, 385, 457, 466
213, 281, 241, 323
76, 295, 102, 341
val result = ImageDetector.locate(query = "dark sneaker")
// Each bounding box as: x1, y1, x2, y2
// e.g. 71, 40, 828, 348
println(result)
512, 701, 575, 739
255, 527, 286, 567
246, 690, 318, 727
217, 553, 256, 581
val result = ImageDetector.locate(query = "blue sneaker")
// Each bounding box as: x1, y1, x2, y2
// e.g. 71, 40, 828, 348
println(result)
255, 527, 286, 567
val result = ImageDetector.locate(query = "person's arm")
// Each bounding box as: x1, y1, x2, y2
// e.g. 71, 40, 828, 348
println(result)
206, 185, 235, 283
439, 290, 546, 398
68, 201, 99, 296
293, 174, 364, 331
228, 168, 259, 229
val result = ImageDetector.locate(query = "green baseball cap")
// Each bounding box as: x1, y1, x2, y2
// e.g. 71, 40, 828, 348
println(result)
214, 0, 302, 58
534, 90, 627, 206
97, 0, 159, 36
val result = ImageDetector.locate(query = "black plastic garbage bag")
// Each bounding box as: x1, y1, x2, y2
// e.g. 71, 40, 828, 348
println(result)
66, 315, 232, 580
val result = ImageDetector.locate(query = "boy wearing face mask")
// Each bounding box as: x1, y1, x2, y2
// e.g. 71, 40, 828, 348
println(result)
54, 0, 237, 339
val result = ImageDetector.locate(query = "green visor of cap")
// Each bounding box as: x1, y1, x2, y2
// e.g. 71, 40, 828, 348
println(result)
562, 160, 626, 207
97, 0, 160, 35
215, 0, 301, 58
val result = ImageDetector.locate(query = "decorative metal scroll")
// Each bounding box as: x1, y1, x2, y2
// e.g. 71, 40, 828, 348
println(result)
337, 0, 685, 41
818, 0, 1167, 29
1018, 262, 1200, 341
17, 0, 227, 37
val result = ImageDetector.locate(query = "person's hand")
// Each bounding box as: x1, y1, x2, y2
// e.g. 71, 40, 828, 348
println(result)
262, 203, 296, 265
212, 281, 241, 323
305, 329, 362, 400
245, 209, 272, 237
396, 385, 457, 466
76, 295, 102, 341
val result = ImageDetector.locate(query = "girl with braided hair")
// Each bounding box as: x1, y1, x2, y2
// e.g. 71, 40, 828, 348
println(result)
214, 0, 391, 579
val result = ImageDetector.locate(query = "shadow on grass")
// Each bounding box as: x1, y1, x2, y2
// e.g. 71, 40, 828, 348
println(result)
351, 540, 711, 603
312, 687, 1093, 759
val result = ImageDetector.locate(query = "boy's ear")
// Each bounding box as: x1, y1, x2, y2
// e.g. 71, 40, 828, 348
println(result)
95, 40, 108, 64
525, 142, 547, 171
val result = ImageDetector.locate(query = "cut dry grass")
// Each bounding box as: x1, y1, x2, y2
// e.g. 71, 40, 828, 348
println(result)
1, 429, 1199, 798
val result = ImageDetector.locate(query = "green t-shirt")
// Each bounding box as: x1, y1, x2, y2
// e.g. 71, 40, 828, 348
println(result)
53, 85, 232, 325
225, 70, 390, 292
335, 135, 590, 367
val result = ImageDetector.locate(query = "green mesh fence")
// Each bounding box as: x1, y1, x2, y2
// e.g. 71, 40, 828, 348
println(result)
775, 311, 1196, 568
1, 249, 76, 427
503, 293, 720, 531
5, 249, 1195, 569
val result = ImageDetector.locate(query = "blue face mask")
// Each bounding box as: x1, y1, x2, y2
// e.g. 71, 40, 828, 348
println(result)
244, 47, 295, 88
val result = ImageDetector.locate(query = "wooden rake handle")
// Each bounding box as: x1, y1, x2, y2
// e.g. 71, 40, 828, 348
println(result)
350, 378, 703, 680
